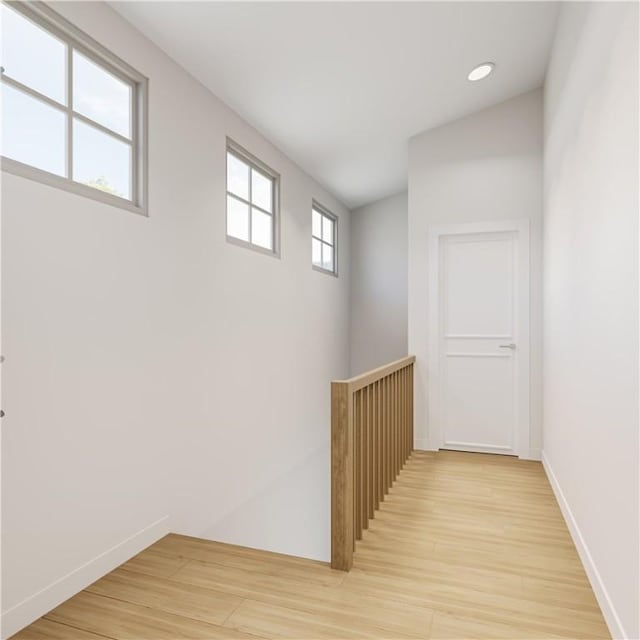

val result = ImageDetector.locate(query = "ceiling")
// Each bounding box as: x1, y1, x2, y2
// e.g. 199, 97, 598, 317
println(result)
111, 2, 559, 209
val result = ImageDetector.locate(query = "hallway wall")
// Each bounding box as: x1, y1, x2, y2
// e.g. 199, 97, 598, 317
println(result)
542, 3, 639, 638
1, 2, 350, 636
407, 89, 544, 456
350, 192, 408, 375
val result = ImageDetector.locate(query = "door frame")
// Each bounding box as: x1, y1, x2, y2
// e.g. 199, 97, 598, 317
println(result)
427, 219, 530, 458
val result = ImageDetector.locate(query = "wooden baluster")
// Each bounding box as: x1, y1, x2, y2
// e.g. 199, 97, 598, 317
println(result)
371, 381, 376, 512
365, 385, 373, 529
388, 373, 392, 482
360, 387, 369, 529
361, 387, 369, 529
405, 366, 409, 460
396, 371, 400, 477
368, 385, 373, 521
396, 371, 400, 475
396, 371, 402, 477
409, 364, 414, 455
360, 388, 366, 535
386, 374, 391, 492
380, 379, 384, 495
399, 368, 403, 464
355, 389, 362, 541
400, 368, 404, 464
399, 371, 403, 468
375, 380, 381, 510
353, 391, 357, 553
408, 366, 411, 459
376, 380, 384, 504
382, 376, 387, 494
364, 385, 368, 528
400, 367, 404, 462
392, 371, 397, 481
406, 367, 410, 459
401, 370, 404, 466
393, 371, 398, 477
376, 379, 381, 504
387, 376, 393, 493
391, 373, 395, 483
404, 367, 411, 460
402, 366, 407, 461
364, 387, 369, 528
362, 386, 368, 530
398, 371, 401, 474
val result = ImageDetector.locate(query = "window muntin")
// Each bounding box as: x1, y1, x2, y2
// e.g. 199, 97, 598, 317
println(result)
312, 203, 337, 274
0, 2, 146, 213
226, 144, 278, 254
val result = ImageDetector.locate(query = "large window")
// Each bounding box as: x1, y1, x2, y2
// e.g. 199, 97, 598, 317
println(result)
0, 2, 147, 214
312, 202, 337, 275
226, 141, 279, 255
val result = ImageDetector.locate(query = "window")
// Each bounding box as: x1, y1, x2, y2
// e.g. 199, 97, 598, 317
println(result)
0, 2, 147, 214
226, 141, 279, 255
312, 202, 337, 275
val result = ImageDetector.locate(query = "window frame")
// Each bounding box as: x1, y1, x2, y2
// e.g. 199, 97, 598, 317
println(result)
311, 200, 338, 276
225, 138, 280, 258
0, 0, 148, 216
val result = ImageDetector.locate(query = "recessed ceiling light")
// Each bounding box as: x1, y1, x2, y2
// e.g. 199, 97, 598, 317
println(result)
467, 62, 495, 82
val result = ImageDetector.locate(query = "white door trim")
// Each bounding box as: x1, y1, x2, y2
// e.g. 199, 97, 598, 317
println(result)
427, 219, 530, 457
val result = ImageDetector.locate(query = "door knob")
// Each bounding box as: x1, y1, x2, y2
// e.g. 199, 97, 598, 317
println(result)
499, 343, 516, 350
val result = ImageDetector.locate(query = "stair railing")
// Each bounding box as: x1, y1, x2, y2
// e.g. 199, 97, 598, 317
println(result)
331, 355, 415, 571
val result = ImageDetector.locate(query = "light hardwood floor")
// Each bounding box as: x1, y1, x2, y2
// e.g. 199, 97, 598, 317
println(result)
13, 451, 610, 640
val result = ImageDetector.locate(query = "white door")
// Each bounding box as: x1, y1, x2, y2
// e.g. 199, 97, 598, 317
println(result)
428, 221, 529, 457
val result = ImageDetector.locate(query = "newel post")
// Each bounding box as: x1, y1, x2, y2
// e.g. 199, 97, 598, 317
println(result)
331, 381, 353, 571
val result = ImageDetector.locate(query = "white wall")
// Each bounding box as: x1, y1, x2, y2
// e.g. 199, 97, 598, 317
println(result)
408, 89, 543, 456
543, 4, 639, 638
350, 192, 408, 375
1, 2, 350, 636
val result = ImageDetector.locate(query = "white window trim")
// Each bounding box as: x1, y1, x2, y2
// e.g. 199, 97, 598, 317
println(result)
0, 0, 149, 216
225, 138, 280, 258
312, 200, 338, 277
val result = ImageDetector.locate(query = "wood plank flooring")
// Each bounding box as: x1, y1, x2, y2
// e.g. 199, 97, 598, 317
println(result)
12, 451, 610, 639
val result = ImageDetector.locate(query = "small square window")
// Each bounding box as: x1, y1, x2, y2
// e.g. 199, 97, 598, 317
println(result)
226, 142, 279, 256
312, 202, 337, 275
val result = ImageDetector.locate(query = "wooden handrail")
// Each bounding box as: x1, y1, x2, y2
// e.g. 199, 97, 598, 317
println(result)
331, 355, 415, 571
332, 355, 416, 393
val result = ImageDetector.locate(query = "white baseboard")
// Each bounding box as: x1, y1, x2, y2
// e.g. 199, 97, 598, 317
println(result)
1, 515, 170, 639
541, 452, 626, 639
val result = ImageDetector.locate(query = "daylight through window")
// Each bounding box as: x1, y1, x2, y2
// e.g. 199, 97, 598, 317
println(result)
226, 143, 278, 254
0, 2, 146, 212
312, 203, 337, 274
